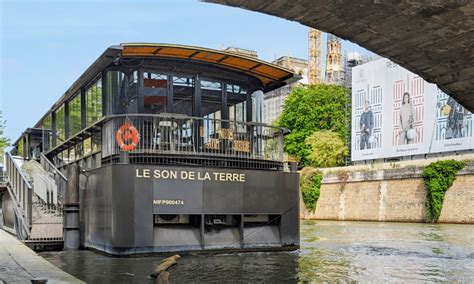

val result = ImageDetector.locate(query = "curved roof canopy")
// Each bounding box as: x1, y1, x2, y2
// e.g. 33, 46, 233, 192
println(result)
121, 43, 299, 90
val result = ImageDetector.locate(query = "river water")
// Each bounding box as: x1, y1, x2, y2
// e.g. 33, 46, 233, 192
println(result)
41, 220, 474, 283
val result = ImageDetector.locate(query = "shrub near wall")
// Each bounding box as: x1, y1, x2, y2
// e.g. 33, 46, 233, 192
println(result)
422, 160, 465, 223
300, 167, 323, 212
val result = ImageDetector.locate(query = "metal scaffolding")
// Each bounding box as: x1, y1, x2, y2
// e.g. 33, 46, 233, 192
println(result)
308, 28, 323, 84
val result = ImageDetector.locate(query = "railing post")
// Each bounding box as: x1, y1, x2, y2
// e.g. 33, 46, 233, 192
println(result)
248, 124, 254, 159
193, 118, 200, 153
17, 171, 21, 202
280, 129, 284, 162
22, 181, 25, 211
28, 183, 32, 227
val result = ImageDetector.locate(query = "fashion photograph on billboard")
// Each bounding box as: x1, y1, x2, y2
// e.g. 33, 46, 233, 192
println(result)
359, 100, 374, 150
396, 92, 416, 145
352, 60, 385, 160
436, 91, 472, 141
351, 59, 474, 162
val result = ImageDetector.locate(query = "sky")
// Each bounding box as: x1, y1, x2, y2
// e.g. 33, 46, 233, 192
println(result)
0, 0, 374, 141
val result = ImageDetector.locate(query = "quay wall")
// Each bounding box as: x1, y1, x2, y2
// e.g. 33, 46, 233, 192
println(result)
301, 156, 474, 224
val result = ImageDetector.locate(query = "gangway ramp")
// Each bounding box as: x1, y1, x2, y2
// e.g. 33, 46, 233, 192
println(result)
1, 152, 65, 250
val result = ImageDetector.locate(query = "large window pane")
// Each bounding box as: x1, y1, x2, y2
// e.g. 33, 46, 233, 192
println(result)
55, 105, 65, 145
227, 84, 247, 123
173, 76, 194, 116
43, 114, 52, 129
227, 84, 247, 133
251, 90, 263, 124
69, 93, 81, 137
143, 72, 168, 114
106, 70, 139, 114
105, 71, 117, 115
42, 114, 52, 151
86, 78, 102, 126
201, 80, 222, 145
201, 80, 222, 118
18, 138, 24, 157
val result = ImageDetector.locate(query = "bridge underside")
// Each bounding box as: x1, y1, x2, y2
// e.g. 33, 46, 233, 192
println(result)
207, 0, 474, 112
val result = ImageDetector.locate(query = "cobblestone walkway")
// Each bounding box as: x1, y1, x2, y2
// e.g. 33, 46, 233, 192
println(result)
0, 230, 83, 284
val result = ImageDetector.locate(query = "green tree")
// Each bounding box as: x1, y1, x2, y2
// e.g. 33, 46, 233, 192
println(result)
0, 111, 10, 162
277, 84, 349, 165
305, 130, 348, 168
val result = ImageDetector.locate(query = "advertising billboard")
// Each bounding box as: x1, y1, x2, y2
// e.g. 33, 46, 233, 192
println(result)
352, 58, 473, 161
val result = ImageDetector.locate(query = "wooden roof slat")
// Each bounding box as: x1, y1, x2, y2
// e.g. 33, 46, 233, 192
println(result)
121, 43, 299, 88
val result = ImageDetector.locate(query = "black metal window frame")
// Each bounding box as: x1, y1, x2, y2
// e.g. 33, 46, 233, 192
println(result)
50, 73, 102, 149
130, 67, 260, 124
119, 57, 263, 120
37, 57, 275, 170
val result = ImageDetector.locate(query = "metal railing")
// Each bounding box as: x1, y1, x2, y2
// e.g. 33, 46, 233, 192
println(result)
101, 114, 286, 163
0, 166, 4, 183
40, 152, 67, 206
4, 152, 32, 239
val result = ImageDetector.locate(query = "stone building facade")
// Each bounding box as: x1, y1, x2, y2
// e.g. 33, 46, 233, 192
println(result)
263, 56, 308, 124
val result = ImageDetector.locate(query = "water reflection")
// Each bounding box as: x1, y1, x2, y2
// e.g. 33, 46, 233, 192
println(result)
41, 221, 474, 283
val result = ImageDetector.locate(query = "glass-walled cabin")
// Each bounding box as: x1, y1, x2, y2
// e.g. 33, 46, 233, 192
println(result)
14, 44, 298, 171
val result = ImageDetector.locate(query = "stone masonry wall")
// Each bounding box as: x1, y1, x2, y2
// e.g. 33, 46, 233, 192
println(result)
301, 160, 474, 224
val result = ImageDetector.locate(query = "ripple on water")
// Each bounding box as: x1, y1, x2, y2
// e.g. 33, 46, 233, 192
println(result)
40, 221, 474, 283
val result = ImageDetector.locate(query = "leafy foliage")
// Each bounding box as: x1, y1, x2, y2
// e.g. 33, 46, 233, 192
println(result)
422, 160, 465, 223
300, 167, 323, 212
305, 130, 348, 168
278, 84, 349, 165
0, 111, 10, 162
